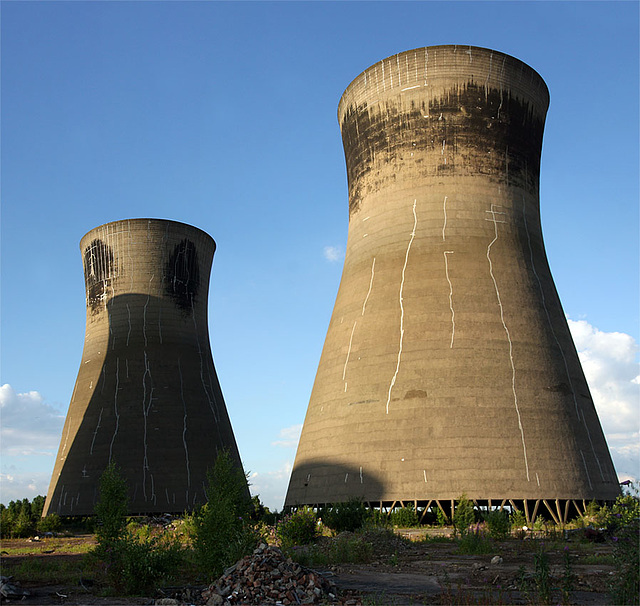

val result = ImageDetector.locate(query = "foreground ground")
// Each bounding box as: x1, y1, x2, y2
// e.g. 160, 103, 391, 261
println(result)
0, 529, 618, 605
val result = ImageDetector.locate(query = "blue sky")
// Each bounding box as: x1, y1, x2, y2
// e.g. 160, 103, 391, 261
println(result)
1, 1, 638, 510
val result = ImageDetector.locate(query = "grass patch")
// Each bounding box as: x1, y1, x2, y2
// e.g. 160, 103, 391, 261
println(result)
582, 553, 615, 565
3, 556, 88, 585
289, 533, 374, 566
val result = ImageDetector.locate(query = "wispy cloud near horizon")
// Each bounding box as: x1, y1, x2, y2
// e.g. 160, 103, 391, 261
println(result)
323, 246, 343, 263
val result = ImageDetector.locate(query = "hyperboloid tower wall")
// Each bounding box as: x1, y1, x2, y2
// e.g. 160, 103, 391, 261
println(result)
44, 219, 245, 516
286, 46, 619, 522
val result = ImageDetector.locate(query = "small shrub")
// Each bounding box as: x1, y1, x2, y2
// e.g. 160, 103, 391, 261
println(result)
483, 509, 511, 540
453, 494, 475, 536
435, 507, 449, 527
510, 509, 527, 531
191, 450, 257, 577
89, 464, 185, 595
37, 513, 61, 534
277, 507, 319, 549
390, 504, 419, 528
457, 523, 493, 554
94, 462, 129, 545
323, 498, 370, 533
534, 544, 551, 605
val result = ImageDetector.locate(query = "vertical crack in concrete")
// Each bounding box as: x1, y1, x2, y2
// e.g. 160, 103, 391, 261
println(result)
386, 199, 417, 415
444, 251, 455, 348
522, 198, 604, 481
487, 204, 529, 481
143, 274, 154, 348
581, 450, 593, 490
178, 358, 191, 488
142, 351, 153, 501
126, 304, 132, 346
90, 408, 103, 455
442, 196, 448, 240
362, 257, 376, 316
191, 297, 220, 423
343, 321, 357, 393
109, 357, 120, 464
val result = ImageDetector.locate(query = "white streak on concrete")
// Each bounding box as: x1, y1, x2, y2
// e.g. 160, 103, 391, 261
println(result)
143, 274, 155, 348
360, 466, 363, 483
441, 140, 446, 155
444, 251, 455, 348
191, 298, 219, 422
386, 199, 417, 415
90, 408, 103, 455
109, 357, 120, 464
342, 321, 357, 389
126, 304, 132, 346
536, 472, 540, 487
178, 358, 191, 488
362, 258, 376, 316
442, 196, 448, 240
142, 351, 152, 500
580, 450, 593, 490
402, 84, 421, 91
344, 473, 349, 483
423, 470, 427, 483
487, 204, 529, 481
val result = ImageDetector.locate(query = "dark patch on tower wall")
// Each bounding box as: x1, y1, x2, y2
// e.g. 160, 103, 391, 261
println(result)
166, 239, 200, 312
341, 82, 545, 217
84, 239, 114, 313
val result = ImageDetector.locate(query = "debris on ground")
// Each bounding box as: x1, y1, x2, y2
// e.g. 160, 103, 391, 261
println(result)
0, 575, 31, 599
200, 543, 362, 605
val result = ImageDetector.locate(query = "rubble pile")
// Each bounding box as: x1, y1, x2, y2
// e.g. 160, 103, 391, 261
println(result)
201, 543, 361, 606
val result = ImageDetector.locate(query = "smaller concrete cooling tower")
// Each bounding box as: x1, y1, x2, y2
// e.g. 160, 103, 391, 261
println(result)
44, 219, 245, 516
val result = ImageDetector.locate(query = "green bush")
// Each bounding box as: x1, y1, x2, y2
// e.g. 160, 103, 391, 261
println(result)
89, 463, 186, 595
390, 504, 419, 527
483, 509, 511, 540
435, 507, 449, 526
94, 462, 129, 545
191, 450, 258, 577
37, 513, 61, 534
457, 527, 493, 555
290, 532, 373, 566
510, 509, 527, 531
453, 495, 475, 536
323, 498, 370, 533
277, 507, 319, 549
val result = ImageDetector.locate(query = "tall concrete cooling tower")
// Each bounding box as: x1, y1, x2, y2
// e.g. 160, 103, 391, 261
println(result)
286, 46, 619, 523
44, 219, 245, 516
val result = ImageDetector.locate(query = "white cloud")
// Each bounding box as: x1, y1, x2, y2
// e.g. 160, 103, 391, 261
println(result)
323, 246, 343, 263
0, 384, 64, 457
568, 319, 640, 482
248, 461, 293, 512
271, 423, 302, 449
0, 472, 52, 504
0, 385, 65, 456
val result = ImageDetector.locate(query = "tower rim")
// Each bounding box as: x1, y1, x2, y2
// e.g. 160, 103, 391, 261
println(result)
79, 218, 215, 250
337, 44, 550, 125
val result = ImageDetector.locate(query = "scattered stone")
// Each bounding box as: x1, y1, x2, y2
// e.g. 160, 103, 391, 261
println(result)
155, 599, 180, 605
490, 555, 503, 565
201, 544, 362, 605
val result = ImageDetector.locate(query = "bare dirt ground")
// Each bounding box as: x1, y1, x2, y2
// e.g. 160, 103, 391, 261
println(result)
1, 532, 617, 605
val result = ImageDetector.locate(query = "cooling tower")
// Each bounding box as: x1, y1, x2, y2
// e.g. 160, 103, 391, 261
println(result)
44, 219, 245, 516
286, 46, 619, 522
